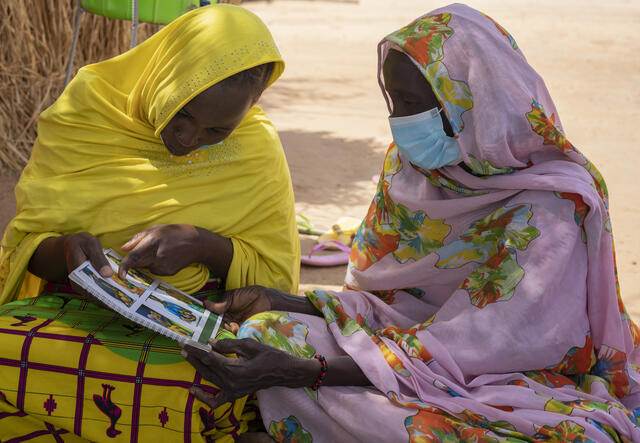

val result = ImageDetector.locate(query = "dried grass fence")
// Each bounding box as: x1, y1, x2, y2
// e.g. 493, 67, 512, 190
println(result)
0, 1, 154, 172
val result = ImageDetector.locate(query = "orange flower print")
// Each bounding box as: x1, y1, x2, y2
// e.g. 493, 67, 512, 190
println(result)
387, 392, 525, 441
371, 334, 410, 377
526, 99, 576, 154
405, 409, 465, 442
351, 145, 450, 271
350, 197, 400, 271
547, 334, 596, 375
377, 325, 433, 364
404, 408, 517, 442
533, 420, 590, 442
386, 13, 453, 68
594, 345, 632, 399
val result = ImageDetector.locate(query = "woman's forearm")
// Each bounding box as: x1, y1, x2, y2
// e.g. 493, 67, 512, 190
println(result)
267, 289, 323, 317
287, 355, 371, 388
325, 356, 370, 386
28, 235, 69, 282
195, 227, 234, 280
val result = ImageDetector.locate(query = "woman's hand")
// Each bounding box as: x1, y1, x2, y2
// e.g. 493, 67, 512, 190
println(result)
28, 232, 115, 309
182, 338, 319, 409
204, 286, 274, 334
117, 224, 233, 280
118, 224, 200, 278
63, 232, 113, 277
29, 232, 112, 282
206, 286, 324, 334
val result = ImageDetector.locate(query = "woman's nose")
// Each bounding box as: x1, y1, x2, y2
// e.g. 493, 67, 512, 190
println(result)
176, 121, 201, 148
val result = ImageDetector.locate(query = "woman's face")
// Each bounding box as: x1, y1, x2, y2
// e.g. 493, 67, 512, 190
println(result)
160, 79, 257, 156
383, 49, 453, 136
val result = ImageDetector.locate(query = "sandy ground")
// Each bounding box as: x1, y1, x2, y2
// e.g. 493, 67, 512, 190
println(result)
1, 0, 638, 320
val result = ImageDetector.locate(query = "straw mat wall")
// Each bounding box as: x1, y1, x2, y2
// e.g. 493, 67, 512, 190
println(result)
0, 1, 154, 172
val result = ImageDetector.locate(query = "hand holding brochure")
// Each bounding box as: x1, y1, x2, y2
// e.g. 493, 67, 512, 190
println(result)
69, 249, 221, 351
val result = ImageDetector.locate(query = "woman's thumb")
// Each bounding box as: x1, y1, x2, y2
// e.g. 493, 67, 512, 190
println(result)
204, 299, 229, 315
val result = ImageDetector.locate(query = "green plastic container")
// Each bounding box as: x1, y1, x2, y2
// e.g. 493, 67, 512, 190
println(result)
80, 0, 203, 25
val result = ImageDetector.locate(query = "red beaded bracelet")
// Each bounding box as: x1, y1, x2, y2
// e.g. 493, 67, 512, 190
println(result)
311, 354, 327, 391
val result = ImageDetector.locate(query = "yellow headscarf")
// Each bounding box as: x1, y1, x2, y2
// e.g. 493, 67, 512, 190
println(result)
0, 4, 299, 304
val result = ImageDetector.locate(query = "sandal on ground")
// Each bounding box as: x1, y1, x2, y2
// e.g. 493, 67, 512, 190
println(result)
301, 240, 351, 267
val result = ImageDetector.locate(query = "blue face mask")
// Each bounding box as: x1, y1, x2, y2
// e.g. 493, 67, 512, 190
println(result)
388, 107, 461, 170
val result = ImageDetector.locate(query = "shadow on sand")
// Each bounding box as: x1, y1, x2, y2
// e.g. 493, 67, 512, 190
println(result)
278, 129, 384, 208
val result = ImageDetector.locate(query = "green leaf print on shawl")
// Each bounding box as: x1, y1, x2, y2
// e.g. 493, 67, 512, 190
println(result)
435, 204, 540, 308
385, 13, 473, 133
543, 396, 638, 430
268, 415, 312, 443
238, 311, 315, 359
393, 199, 452, 264
351, 145, 451, 271
466, 154, 516, 177
306, 290, 371, 337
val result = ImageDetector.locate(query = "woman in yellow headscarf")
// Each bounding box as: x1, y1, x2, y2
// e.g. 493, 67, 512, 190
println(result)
0, 4, 298, 441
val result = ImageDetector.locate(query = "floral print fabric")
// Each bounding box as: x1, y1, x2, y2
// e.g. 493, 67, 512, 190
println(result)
251, 4, 640, 442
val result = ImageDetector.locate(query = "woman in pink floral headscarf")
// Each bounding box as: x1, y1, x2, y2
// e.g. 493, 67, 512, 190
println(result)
183, 4, 640, 441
